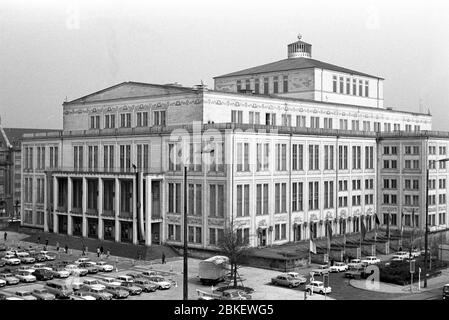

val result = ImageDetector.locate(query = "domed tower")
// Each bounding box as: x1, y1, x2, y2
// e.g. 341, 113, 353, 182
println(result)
287, 34, 312, 59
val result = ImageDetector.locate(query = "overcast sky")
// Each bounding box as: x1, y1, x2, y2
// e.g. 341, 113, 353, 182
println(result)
1, 0, 448, 130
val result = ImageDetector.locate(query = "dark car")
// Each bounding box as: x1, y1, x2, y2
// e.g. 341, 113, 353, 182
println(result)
344, 267, 367, 279
31, 254, 47, 262
78, 263, 98, 274
33, 269, 54, 281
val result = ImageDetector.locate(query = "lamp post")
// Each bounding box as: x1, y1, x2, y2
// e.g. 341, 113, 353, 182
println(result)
424, 157, 449, 288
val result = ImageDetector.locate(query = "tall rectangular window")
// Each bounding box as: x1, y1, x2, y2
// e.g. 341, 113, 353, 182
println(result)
333, 76, 337, 93
119, 145, 131, 171
263, 77, 269, 94
137, 112, 148, 127
346, 78, 350, 94
236, 184, 250, 217
274, 183, 287, 213
273, 76, 278, 93
352, 146, 361, 169
339, 76, 344, 93
296, 115, 306, 128
365, 146, 374, 169
352, 78, 357, 95
292, 182, 303, 212
104, 114, 116, 128
90, 115, 100, 129
324, 145, 334, 170
283, 75, 288, 92
365, 80, 369, 97
254, 79, 260, 94
275, 143, 287, 171
88, 145, 99, 171
339, 145, 348, 170
73, 146, 83, 171
324, 181, 334, 209
308, 181, 319, 210
309, 144, 319, 171
292, 144, 304, 171
256, 142, 269, 171
103, 145, 114, 171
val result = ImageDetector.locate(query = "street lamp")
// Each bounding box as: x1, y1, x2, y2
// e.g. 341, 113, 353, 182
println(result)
424, 157, 449, 288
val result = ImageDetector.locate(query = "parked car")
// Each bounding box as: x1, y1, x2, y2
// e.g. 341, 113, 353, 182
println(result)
69, 291, 96, 300
96, 261, 114, 272
19, 256, 35, 264
15, 270, 37, 283
78, 262, 98, 274
271, 273, 303, 288
42, 253, 56, 261
15, 290, 38, 300
329, 262, 348, 273
51, 267, 70, 279
64, 264, 88, 276
0, 273, 20, 285
392, 251, 409, 260
74, 257, 91, 265
1, 257, 21, 265
0, 279, 6, 287
81, 278, 106, 290
45, 280, 74, 299
116, 275, 134, 283
31, 254, 47, 262
15, 251, 30, 259
311, 265, 330, 276
126, 272, 142, 279
133, 278, 158, 292
32, 263, 52, 271
443, 284, 449, 300
103, 284, 130, 299
147, 275, 172, 290
361, 256, 381, 265
347, 259, 363, 269
305, 280, 332, 295
31, 288, 56, 300
5, 296, 24, 300
0, 260, 6, 267
140, 270, 160, 278
410, 249, 421, 258
345, 266, 367, 279
286, 272, 307, 284
98, 276, 122, 287
81, 287, 113, 300
33, 269, 54, 281
119, 281, 143, 295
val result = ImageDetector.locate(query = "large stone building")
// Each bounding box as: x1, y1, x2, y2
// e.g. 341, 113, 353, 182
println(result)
20, 36, 448, 250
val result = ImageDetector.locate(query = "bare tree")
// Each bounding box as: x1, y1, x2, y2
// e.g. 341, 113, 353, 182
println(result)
217, 222, 250, 287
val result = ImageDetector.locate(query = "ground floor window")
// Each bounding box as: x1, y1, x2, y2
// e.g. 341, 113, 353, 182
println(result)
120, 221, 133, 242
36, 211, 44, 226
439, 212, 446, 225
58, 215, 68, 234
209, 228, 224, 245
103, 220, 115, 240
88, 219, 98, 238
24, 210, 33, 224
294, 224, 302, 241
274, 223, 286, 240
236, 228, 249, 245
72, 217, 82, 236
168, 224, 181, 241
188, 226, 202, 244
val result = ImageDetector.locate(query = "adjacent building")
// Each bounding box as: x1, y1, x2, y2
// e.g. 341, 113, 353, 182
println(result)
20, 36, 446, 251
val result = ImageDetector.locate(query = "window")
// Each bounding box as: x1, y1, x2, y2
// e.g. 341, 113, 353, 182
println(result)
283, 75, 288, 92
308, 181, 319, 210
236, 80, 241, 91
236, 142, 250, 172
254, 79, 260, 94
187, 184, 202, 216
120, 113, 131, 128
374, 122, 381, 132
274, 183, 287, 214
351, 120, 359, 131
168, 143, 182, 171
249, 111, 254, 124
324, 145, 334, 170
245, 79, 250, 90
362, 121, 370, 132
209, 228, 224, 245
263, 77, 269, 94
256, 184, 269, 215
352, 179, 361, 190
87, 145, 99, 171
36, 146, 45, 170
119, 145, 131, 171
209, 184, 224, 217
296, 116, 306, 128
384, 123, 391, 132
49, 146, 58, 169
265, 113, 276, 126
440, 179, 446, 189
405, 124, 412, 132
352, 195, 361, 206
153, 110, 166, 126
231, 110, 243, 123
291, 182, 303, 212
333, 76, 337, 93
394, 123, 400, 131
136, 144, 149, 171
440, 146, 447, 155
281, 114, 292, 126
236, 184, 250, 217
346, 78, 350, 94
324, 118, 333, 129
365, 146, 374, 169
275, 143, 287, 171
339, 180, 348, 191
324, 181, 334, 209
104, 114, 116, 129
273, 76, 279, 93
36, 178, 44, 204
90, 115, 100, 129
136, 112, 148, 127
292, 144, 304, 171
364, 81, 369, 97
274, 223, 287, 240
73, 146, 83, 171
168, 224, 181, 241
338, 196, 348, 207
310, 116, 320, 128
358, 80, 363, 96
352, 78, 357, 95
352, 146, 361, 169
257, 143, 270, 171
364, 179, 374, 189
414, 125, 421, 132
168, 183, 182, 214
339, 77, 344, 93
308, 144, 319, 171
103, 145, 114, 171
339, 119, 348, 130
338, 145, 348, 170
236, 228, 250, 245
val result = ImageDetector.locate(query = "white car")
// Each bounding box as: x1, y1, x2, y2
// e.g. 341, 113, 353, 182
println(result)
2, 257, 21, 265
74, 258, 91, 265
0, 279, 6, 287
361, 256, 381, 265
96, 261, 114, 272
286, 272, 307, 284
32, 263, 52, 271
393, 251, 409, 260
69, 291, 96, 300
4, 251, 16, 259
15, 251, 30, 258
311, 265, 330, 276
329, 262, 348, 273
81, 278, 106, 290
116, 275, 134, 283
15, 290, 38, 300
15, 271, 37, 283
65, 264, 88, 276
52, 268, 70, 278
347, 259, 363, 269
147, 276, 172, 290
98, 277, 122, 287
305, 280, 332, 295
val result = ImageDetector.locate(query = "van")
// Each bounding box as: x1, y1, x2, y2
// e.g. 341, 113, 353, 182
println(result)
45, 280, 73, 299
198, 256, 229, 285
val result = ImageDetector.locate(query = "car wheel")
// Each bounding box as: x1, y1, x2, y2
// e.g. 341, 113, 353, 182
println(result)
320, 290, 324, 294
288, 284, 293, 288
307, 289, 311, 294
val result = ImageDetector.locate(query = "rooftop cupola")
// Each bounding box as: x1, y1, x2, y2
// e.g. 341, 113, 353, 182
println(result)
287, 34, 312, 59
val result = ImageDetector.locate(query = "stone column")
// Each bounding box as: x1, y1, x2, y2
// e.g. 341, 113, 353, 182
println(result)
53, 176, 58, 233
132, 176, 138, 245
82, 177, 87, 237
67, 177, 73, 236
115, 177, 120, 242
145, 177, 152, 245
98, 177, 103, 240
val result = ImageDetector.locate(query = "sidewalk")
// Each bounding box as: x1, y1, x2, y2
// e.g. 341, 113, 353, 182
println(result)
350, 268, 449, 294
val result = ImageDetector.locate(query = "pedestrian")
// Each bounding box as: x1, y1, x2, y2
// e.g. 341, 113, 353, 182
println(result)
100, 246, 104, 255
56, 242, 59, 252
162, 252, 166, 264
3, 232, 7, 241
37, 236, 40, 244
65, 244, 68, 254
97, 247, 100, 258
45, 239, 49, 247
106, 249, 110, 259
43, 245, 47, 251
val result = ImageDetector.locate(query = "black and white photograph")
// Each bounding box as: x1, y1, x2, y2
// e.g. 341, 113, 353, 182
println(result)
1, 0, 449, 315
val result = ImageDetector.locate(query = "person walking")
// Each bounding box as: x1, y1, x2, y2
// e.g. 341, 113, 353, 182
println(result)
96, 247, 100, 258
162, 252, 166, 264
37, 236, 40, 244
3, 232, 7, 242
100, 246, 104, 255
106, 249, 110, 259
65, 244, 68, 254
56, 242, 59, 252
45, 239, 49, 247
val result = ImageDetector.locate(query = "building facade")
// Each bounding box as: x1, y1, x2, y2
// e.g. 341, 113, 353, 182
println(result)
21, 36, 447, 250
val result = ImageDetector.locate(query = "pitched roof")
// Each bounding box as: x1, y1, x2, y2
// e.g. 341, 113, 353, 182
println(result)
214, 57, 383, 79
2, 128, 61, 147
65, 81, 196, 105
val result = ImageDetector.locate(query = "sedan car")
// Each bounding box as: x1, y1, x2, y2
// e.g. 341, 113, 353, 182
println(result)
31, 254, 47, 262
20, 256, 36, 264
271, 273, 303, 288
329, 262, 348, 273
286, 272, 307, 284
0, 279, 6, 287
305, 280, 332, 295
64, 264, 88, 276
119, 281, 143, 295
98, 276, 122, 287
133, 278, 158, 292
82, 278, 106, 290
31, 288, 56, 300
345, 267, 367, 279
1, 257, 21, 265
347, 259, 363, 269
42, 253, 56, 261
51, 268, 70, 279
15, 270, 37, 283
78, 262, 98, 274
147, 276, 172, 290
15, 290, 38, 300
32, 263, 52, 271
69, 291, 96, 300
361, 256, 381, 265
311, 265, 330, 276
33, 269, 54, 281
103, 284, 130, 299
81, 287, 113, 300
96, 261, 114, 272
0, 273, 20, 285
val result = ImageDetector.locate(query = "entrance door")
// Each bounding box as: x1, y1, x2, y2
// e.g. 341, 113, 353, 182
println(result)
151, 223, 160, 244
295, 225, 302, 241
58, 215, 68, 234
259, 229, 267, 246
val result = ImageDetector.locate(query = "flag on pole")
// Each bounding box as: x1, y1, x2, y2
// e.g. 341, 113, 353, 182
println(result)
309, 239, 317, 254
361, 218, 367, 240
326, 221, 333, 242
